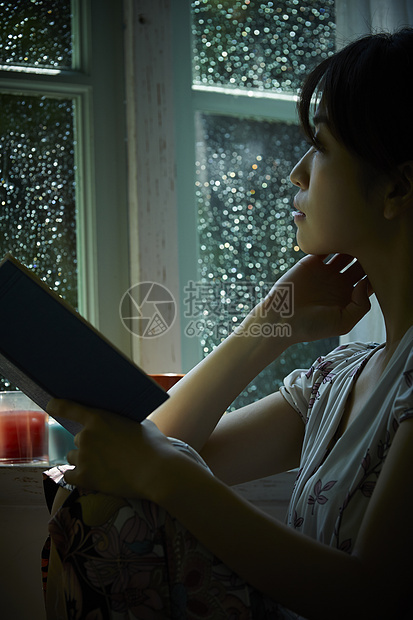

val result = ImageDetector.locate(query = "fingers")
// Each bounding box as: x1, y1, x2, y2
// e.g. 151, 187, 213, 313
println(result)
47, 398, 91, 425
342, 278, 371, 328
341, 260, 366, 284
326, 254, 368, 287
64, 441, 86, 487
65, 434, 80, 482
46, 400, 90, 486
66, 448, 78, 466
366, 277, 374, 297
351, 277, 372, 309
326, 253, 354, 269
327, 254, 359, 275
63, 464, 78, 486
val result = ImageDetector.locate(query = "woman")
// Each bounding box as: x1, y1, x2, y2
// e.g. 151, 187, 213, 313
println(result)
44, 29, 413, 619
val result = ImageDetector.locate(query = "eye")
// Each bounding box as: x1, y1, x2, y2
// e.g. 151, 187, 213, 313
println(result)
312, 134, 325, 153
305, 135, 324, 156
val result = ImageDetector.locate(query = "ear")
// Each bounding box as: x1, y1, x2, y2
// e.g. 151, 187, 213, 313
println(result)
384, 161, 413, 220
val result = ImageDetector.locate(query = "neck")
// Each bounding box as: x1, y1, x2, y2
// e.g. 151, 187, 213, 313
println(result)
359, 229, 413, 347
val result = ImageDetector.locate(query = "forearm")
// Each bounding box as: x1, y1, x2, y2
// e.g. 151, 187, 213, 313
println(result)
148, 310, 291, 451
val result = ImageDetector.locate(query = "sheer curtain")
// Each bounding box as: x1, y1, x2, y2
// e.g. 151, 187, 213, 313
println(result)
336, 0, 413, 47
336, 0, 413, 345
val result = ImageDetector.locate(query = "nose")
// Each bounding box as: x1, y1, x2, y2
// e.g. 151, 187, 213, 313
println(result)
289, 151, 310, 189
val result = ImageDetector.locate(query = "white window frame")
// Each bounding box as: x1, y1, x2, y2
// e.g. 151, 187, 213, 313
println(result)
0, 0, 131, 356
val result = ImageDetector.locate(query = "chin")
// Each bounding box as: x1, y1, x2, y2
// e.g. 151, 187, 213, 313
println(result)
297, 241, 334, 255
296, 234, 340, 256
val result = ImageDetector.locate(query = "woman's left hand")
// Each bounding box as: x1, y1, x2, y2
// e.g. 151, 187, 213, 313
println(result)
47, 398, 177, 500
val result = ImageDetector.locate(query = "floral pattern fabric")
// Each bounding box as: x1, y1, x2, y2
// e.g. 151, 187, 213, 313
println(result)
43, 474, 300, 619
280, 326, 413, 552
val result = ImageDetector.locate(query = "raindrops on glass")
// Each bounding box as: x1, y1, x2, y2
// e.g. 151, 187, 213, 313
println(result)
192, 1, 338, 406
0, 94, 76, 389
192, 0, 335, 93
0, 2, 76, 389
0, 0, 72, 69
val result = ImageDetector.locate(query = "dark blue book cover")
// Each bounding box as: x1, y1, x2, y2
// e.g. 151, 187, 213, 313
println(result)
0, 255, 168, 435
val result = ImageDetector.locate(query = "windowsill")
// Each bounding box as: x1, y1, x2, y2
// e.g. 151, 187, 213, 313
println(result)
0, 464, 48, 506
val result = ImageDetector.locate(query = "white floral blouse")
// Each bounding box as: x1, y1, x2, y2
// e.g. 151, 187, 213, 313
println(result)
280, 326, 413, 553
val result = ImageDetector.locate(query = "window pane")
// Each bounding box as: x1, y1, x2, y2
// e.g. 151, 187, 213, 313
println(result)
192, 0, 335, 93
0, 92, 77, 388
0, 0, 72, 70
194, 113, 337, 408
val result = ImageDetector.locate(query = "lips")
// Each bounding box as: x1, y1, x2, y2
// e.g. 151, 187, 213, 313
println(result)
293, 200, 306, 217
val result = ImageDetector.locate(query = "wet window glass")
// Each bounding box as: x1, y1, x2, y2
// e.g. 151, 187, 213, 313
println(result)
192, 0, 335, 93
0, 0, 72, 70
192, 113, 337, 408
191, 2, 338, 407
0, 93, 76, 388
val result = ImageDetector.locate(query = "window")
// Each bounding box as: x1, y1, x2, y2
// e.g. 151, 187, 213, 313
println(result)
129, 1, 411, 379
172, 1, 337, 407
0, 0, 131, 390
0, 92, 77, 308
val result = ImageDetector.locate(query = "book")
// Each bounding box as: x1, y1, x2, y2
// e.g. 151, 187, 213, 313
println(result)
0, 255, 169, 435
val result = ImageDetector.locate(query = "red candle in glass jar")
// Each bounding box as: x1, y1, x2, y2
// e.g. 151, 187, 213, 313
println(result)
150, 373, 184, 391
0, 393, 48, 464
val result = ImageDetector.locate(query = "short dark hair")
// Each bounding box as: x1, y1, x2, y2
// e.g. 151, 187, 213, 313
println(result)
298, 28, 413, 176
